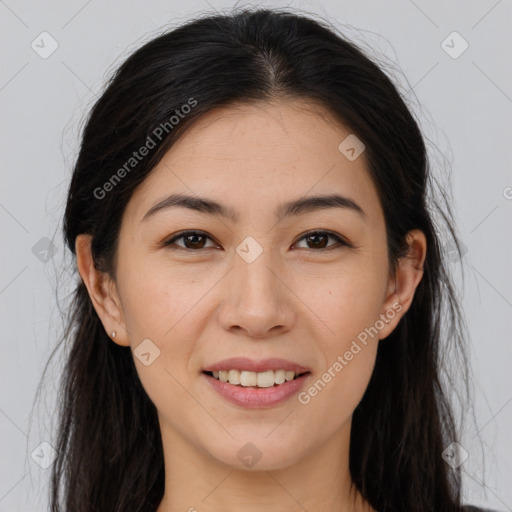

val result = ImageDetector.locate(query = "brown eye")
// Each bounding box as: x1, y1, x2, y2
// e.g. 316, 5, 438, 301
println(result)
294, 230, 348, 250
164, 231, 217, 250
164, 229, 349, 252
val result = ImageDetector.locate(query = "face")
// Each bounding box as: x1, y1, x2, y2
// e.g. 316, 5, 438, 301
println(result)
81, 99, 423, 472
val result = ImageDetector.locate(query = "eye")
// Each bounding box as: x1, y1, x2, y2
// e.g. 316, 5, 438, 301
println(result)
293, 230, 349, 250
163, 230, 219, 250
163, 229, 349, 252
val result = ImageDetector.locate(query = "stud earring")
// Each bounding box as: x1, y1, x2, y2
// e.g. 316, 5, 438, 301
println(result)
111, 331, 116, 339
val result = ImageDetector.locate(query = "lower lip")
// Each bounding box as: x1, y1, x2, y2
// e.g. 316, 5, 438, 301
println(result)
202, 372, 311, 409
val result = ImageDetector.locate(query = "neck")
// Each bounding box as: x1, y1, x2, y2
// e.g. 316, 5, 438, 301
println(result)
155, 417, 374, 512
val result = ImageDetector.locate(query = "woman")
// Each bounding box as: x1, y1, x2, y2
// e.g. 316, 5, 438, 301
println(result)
46, 7, 495, 512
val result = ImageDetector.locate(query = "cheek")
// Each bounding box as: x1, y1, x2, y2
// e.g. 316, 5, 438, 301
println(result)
116, 257, 209, 386
301, 259, 385, 403
302, 345, 377, 426
302, 287, 381, 420
118, 256, 209, 341
119, 266, 200, 420
314, 261, 388, 341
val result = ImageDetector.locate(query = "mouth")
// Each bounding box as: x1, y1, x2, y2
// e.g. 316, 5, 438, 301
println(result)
202, 370, 311, 388
201, 369, 312, 408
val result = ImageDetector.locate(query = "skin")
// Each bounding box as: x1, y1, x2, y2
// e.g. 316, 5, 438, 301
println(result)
76, 98, 426, 512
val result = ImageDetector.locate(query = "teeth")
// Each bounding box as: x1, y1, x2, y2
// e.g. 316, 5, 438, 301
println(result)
274, 369, 285, 384
240, 370, 257, 386
256, 371, 274, 388
209, 369, 304, 387
228, 369, 240, 385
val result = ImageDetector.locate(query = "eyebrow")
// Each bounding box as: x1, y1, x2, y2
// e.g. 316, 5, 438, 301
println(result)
142, 193, 366, 223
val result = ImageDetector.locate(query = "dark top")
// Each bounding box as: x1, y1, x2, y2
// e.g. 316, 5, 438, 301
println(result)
376, 506, 497, 511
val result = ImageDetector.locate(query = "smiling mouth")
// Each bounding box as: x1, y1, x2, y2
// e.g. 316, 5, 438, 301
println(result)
202, 370, 310, 388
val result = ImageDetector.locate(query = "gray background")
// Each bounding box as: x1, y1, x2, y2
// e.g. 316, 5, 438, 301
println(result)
1, 0, 511, 510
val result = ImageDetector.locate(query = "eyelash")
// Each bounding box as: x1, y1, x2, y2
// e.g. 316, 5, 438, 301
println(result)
163, 229, 350, 252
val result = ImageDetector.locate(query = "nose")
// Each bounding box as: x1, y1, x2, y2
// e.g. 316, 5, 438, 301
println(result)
218, 251, 296, 339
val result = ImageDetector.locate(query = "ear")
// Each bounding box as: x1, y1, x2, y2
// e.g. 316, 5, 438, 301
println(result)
75, 234, 130, 347
378, 229, 427, 340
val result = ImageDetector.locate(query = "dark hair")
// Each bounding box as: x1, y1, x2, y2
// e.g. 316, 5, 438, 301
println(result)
45, 7, 473, 512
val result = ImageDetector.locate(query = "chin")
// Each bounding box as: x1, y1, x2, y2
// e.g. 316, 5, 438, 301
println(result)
206, 435, 308, 471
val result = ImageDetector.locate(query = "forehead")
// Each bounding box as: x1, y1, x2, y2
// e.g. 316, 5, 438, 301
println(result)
125, 98, 382, 225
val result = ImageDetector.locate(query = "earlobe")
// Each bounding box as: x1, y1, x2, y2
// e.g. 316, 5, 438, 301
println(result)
379, 229, 427, 340
75, 234, 130, 347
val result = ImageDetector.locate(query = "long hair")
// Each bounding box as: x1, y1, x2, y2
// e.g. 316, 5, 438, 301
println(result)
45, 8, 472, 511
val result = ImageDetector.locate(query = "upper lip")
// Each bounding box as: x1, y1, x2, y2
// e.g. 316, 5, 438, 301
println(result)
203, 357, 310, 373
